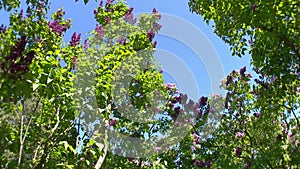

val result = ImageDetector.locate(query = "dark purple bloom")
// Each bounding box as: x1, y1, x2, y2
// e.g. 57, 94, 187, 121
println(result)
57, 8, 65, 17
276, 134, 282, 141
152, 8, 161, 19
99, 0, 103, 7
105, 16, 111, 24
240, 66, 246, 76
49, 20, 68, 35
254, 79, 260, 83
109, 119, 115, 126
19, 9, 23, 19
128, 7, 134, 13
254, 112, 260, 117
251, 4, 258, 11
69, 32, 81, 46
0, 24, 7, 33
147, 31, 155, 41
73, 56, 77, 65
94, 9, 98, 15
152, 8, 157, 13
153, 22, 162, 30
152, 41, 157, 48
199, 96, 208, 106
236, 147, 242, 157
226, 75, 233, 86
24, 51, 35, 63
26, 6, 31, 17
174, 106, 180, 114
194, 160, 205, 167
246, 162, 252, 168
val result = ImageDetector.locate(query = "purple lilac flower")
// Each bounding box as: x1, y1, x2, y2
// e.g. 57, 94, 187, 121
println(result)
94, 9, 98, 15
194, 160, 205, 167
19, 9, 23, 19
153, 22, 162, 30
254, 112, 260, 117
49, 20, 68, 35
236, 132, 244, 138
236, 147, 242, 157
199, 96, 208, 106
99, 1, 103, 7
240, 66, 246, 76
105, 16, 111, 24
246, 162, 252, 168
191, 146, 196, 152
147, 30, 155, 41
69, 32, 81, 46
0, 24, 7, 33
83, 39, 89, 50
109, 119, 115, 126
95, 24, 105, 38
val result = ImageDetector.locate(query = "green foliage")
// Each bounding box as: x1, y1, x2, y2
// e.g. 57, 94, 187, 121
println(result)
0, 1, 84, 168
189, 0, 300, 168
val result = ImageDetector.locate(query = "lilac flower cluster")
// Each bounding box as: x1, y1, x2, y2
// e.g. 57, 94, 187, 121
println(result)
124, 7, 136, 24
152, 8, 161, 19
199, 96, 208, 106
153, 22, 162, 30
0, 24, 7, 34
235, 147, 242, 157
194, 160, 212, 168
117, 37, 126, 45
147, 30, 155, 41
48, 20, 68, 35
0, 36, 34, 79
69, 32, 81, 47
236, 132, 244, 138
95, 24, 105, 38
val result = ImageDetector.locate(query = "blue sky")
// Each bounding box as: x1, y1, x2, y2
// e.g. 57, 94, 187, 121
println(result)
0, 0, 252, 97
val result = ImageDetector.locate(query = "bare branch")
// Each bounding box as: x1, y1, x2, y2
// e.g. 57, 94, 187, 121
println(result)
18, 115, 23, 167
94, 120, 108, 169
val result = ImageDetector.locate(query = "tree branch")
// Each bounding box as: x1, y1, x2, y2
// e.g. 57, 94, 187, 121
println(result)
18, 115, 24, 167
94, 120, 108, 169
18, 98, 39, 167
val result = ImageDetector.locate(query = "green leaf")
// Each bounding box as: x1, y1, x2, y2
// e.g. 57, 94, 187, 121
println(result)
47, 77, 53, 84
33, 83, 39, 91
